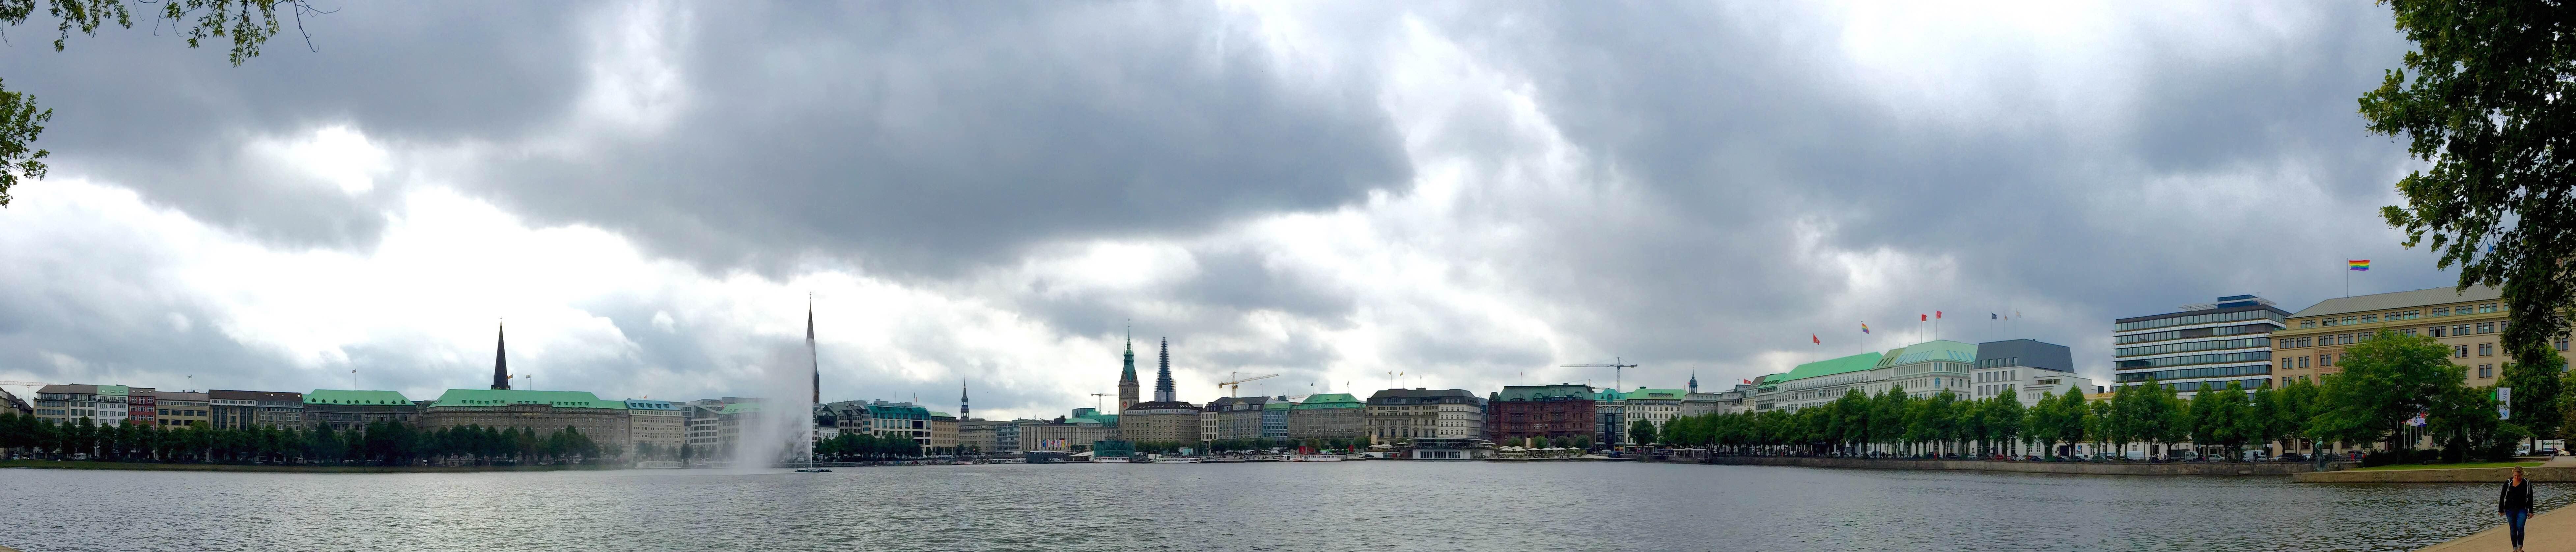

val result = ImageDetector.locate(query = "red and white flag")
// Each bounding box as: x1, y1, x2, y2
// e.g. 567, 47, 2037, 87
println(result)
1811, 334, 1820, 344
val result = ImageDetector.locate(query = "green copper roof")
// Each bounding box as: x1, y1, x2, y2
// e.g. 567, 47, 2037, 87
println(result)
1877, 340, 1980, 367
305, 389, 412, 406
1262, 401, 1293, 410
1782, 352, 1885, 382
1293, 393, 1362, 409
1592, 389, 1627, 401
1626, 388, 1687, 401
97, 385, 129, 397
429, 389, 626, 410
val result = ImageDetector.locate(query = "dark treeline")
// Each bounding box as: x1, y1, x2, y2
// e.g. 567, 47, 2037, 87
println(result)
0, 412, 604, 466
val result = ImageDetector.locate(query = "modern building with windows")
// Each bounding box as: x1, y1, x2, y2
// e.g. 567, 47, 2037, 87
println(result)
622, 399, 685, 455
302, 390, 419, 431
1119, 401, 1204, 446
1618, 388, 1686, 442
1259, 398, 1292, 440
1592, 388, 1627, 446
1767, 352, 1883, 412
33, 384, 123, 424
957, 419, 1001, 454
1364, 388, 1486, 444
928, 411, 957, 454
2268, 285, 2572, 454
2112, 294, 2289, 396
1969, 339, 2088, 406
209, 389, 305, 429
152, 391, 209, 427
124, 387, 157, 426
1203, 396, 1273, 442
1484, 384, 1596, 446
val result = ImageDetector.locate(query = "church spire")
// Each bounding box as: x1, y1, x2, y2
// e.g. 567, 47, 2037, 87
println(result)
807, 298, 820, 406
1689, 370, 1699, 394
960, 380, 970, 419
1118, 321, 1140, 412
490, 320, 511, 390
1153, 336, 1175, 402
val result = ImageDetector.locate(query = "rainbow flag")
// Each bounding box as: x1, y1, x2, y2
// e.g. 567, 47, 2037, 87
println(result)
2348, 260, 2370, 271
1860, 322, 1870, 334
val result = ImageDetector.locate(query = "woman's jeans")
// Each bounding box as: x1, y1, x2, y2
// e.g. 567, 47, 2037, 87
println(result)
2508, 509, 2530, 548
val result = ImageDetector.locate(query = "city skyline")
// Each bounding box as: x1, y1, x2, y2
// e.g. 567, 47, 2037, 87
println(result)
0, 2, 2460, 421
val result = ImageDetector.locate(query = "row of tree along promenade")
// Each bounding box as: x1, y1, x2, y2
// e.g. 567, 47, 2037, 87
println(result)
1641, 330, 2564, 471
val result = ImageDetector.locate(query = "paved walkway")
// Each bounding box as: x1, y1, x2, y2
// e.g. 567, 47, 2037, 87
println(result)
2419, 466, 2571, 552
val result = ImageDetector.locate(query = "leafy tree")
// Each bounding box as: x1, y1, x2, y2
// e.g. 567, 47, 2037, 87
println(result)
2496, 347, 2566, 450
2363, 0, 2576, 385
1628, 419, 1658, 446
0, 0, 325, 207
2310, 330, 2459, 453
1987, 388, 2024, 458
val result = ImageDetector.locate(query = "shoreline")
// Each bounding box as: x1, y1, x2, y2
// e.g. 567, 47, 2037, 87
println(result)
1674, 455, 2332, 476
0, 460, 620, 474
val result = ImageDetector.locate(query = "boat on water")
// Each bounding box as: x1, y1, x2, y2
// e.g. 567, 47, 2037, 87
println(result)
795, 467, 831, 473
1092, 456, 1132, 463
1289, 454, 1345, 462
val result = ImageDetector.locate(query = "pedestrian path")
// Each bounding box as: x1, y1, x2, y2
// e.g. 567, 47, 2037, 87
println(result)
2418, 504, 2571, 551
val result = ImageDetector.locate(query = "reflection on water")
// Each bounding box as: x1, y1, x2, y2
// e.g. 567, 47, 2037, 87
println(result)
3, 462, 2563, 552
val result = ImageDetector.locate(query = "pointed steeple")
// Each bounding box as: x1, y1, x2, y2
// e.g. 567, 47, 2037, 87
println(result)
1118, 322, 1140, 412
490, 321, 512, 390
960, 381, 970, 419
807, 299, 820, 406
1154, 336, 1176, 402
1688, 370, 1699, 394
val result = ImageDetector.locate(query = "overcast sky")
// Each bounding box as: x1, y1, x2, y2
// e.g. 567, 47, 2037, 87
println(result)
0, 1, 2445, 420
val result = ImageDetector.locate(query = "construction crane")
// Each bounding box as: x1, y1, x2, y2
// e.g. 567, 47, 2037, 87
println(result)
1217, 372, 1278, 397
1560, 357, 1638, 391
0, 381, 52, 387
1088, 393, 1112, 412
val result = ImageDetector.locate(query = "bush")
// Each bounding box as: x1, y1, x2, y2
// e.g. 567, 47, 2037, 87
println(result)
2360, 449, 2414, 467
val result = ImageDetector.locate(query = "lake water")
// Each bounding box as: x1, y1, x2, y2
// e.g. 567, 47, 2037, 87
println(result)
2, 462, 2563, 551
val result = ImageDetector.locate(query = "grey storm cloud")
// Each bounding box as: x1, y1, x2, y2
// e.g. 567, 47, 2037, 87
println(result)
0, 1, 2456, 413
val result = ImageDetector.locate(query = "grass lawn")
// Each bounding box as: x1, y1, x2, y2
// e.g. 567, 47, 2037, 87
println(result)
2345, 461, 2543, 472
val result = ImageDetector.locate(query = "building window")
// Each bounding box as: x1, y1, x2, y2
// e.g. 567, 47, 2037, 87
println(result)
2401, 329, 2418, 337
2478, 364, 2494, 378
2457, 345, 2471, 358
2479, 343, 2494, 356
2456, 324, 2473, 335
2476, 322, 2496, 334
2302, 320, 2317, 328
2480, 303, 2500, 313
2298, 357, 2310, 368
2556, 337, 2570, 351
2361, 314, 2379, 323
2430, 326, 2447, 337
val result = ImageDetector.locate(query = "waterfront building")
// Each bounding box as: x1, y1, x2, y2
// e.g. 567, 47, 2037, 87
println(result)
2113, 294, 2289, 396
623, 399, 685, 454
1119, 402, 1203, 446
2268, 285, 2570, 455
33, 384, 124, 424
682, 399, 735, 453
153, 392, 209, 427
929, 411, 957, 454
1203, 396, 1271, 442
1681, 390, 1728, 417
0, 387, 30, 417
1970, 339, 2089, 407
865, 400, 933, 447
957, 419, 1001, 454
418, 389, 632, 453
1014, 417, 1111, 452
1873, 340, 1979, 398
1484, 384, 1596, 446
1364, 389, 1486, 444
1404, 437, 1496, 460
1749, 373, 1786, 411
1289, 392, 1366, 442
124, 387, 156, 426
1592, 388, 1626, 446
1620, 388, 1686, 442
1769, 353, 1881, 413
1259, 398, 1291, 439
209, 389, 304, 429
301, 390, 419, 431
993, 419, 1030, 453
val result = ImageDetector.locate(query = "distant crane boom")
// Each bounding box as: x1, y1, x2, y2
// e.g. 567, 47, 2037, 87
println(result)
1088, 392, 1112, 412
1559, 357, 1638, 390
1217, 372, 1279, 397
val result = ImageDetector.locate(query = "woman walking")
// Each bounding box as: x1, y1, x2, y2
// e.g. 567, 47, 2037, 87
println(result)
2501, 466, 2535, 552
